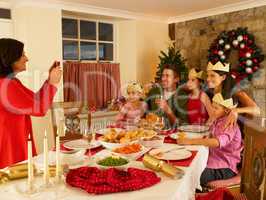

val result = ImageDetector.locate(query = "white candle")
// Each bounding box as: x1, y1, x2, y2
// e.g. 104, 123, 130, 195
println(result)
43, 130, 49, 185
55, 132, 61, 181
27, 134, 34, 191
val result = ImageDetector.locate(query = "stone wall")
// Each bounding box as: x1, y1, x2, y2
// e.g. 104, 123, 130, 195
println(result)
174, 6, 266, 117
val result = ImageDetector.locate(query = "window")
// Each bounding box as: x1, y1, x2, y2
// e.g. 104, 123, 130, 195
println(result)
62, 17, 114, 61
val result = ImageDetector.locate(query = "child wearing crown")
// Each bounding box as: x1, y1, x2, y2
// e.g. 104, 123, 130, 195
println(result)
116, 82, 147, 124
186, 68, 213, 125
177, 93, 243, 187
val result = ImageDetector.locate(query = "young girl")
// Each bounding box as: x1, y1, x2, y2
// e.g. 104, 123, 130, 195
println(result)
186, 68, 213, 125
116, 82, 147, 124
177, 93, 243, 187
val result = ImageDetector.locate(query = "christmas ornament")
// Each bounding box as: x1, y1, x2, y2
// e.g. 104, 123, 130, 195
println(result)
237, 35, 244, 42
219, 39, 225, 45
225, 44, 231, 50
245, 67, 253, 74
246, 60, 253, 66
232, 40, 239, 47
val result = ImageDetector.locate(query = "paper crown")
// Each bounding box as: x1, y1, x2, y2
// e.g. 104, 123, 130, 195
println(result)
212, 93, 237, 109
207, 61, 230, 72
127, 82, 143, 94
189, 68, 205, 80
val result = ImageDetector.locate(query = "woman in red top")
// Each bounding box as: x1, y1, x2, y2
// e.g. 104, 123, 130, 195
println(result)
186, 68, 213, 125
0, 38, 62, 169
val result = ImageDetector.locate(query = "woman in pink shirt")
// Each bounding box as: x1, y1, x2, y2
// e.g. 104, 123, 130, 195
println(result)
178, 93, 243, 187
116, 82, 147, 124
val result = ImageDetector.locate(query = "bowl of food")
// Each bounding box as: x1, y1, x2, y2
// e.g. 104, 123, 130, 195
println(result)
112, 143, 144, 160
139, 135, 164, 148
96, 155, 129, 169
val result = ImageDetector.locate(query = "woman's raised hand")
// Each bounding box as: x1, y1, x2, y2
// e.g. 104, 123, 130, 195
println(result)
48, 61, 62, 87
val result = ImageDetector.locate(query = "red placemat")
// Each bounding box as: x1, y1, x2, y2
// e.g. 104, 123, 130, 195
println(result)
66, 167, 161, 194
164, 136, 177, 144
160, 129, 177, 135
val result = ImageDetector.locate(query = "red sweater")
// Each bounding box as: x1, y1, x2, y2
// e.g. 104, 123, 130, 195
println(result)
0, 78, 57, 169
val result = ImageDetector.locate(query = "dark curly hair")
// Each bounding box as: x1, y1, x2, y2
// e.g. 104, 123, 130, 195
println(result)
0, 38, 24, 77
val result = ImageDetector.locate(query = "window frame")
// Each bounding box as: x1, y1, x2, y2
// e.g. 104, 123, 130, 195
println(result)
62, 15, 116, 63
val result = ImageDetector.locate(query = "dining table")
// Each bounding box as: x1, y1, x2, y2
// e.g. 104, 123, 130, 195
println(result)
0, 130, 209, 200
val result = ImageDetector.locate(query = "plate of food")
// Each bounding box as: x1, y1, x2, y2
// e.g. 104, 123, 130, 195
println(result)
112, 143, 148, 160
98, 128, 157, 149
97, 128, 124, 135
95, 155, 129, 169
63, 139, 101, 150
178, 125, 209, 133
170, 131, 209, 140
149, 144, 192, 161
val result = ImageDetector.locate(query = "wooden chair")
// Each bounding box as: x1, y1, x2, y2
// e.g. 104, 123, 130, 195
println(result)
238, 117, 266, 200
50, 101, 92, 142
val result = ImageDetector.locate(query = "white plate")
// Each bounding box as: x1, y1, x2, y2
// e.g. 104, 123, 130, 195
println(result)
178, 125, 209, 133
63, 139, 101, 150
34, 150, 87, 169
96, 128, 124, 135
149, 144, 192, 161
170, 131, 209, 139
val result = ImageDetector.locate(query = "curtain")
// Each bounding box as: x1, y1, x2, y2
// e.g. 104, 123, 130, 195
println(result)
63, 62, 121, 109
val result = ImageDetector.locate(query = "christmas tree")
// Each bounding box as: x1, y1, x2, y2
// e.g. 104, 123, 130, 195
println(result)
155, 44, 188, 83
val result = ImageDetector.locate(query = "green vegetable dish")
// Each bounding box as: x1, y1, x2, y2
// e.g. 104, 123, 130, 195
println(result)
97, 156, 129, 167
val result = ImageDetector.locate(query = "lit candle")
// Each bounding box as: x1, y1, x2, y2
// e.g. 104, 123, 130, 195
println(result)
27, 134, 34, 191
55, 131, 61, 181
43, 130, 49, 185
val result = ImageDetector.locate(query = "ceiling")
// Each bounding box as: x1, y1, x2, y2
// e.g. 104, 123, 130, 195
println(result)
57, 0, 247, 18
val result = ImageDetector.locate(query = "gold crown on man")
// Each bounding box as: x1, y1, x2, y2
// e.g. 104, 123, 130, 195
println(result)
207, 61, 230, 72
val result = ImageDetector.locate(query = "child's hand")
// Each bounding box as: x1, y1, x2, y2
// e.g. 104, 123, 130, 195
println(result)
176, 137, 193, 145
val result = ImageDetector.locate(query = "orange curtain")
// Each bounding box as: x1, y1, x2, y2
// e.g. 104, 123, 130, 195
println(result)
63, 62, 121, 109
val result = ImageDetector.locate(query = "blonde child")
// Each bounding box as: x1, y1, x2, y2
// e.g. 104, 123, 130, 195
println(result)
178, 93, 243, 187
116, 82, 147, 124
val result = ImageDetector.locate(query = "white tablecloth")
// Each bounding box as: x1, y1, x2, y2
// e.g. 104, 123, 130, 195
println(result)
0, 145, 208, 200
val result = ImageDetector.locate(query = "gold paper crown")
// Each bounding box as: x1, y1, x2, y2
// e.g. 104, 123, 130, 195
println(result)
212, 93, 237, 109
189, 68, 205, 80
127, 82, 143, 94
207, 61, 230, 72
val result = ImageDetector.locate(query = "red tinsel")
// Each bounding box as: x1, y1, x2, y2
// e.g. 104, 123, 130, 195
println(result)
66, 167, 161, 194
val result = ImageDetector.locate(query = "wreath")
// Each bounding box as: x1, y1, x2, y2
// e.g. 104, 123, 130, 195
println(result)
208, 27, 264, 82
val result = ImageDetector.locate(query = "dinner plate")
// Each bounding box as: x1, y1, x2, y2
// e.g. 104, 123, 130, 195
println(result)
178, 125, 209, 133
170, 131, 209, 139
96, 128, 124, 135
149, 144, 192, 160
63, 139, 101, 150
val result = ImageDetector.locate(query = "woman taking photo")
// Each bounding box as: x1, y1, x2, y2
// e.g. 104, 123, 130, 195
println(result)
206, 61, 260, 128
0, 38, 62, 169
